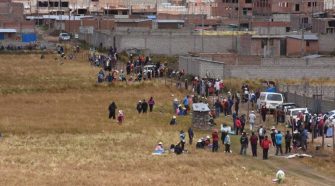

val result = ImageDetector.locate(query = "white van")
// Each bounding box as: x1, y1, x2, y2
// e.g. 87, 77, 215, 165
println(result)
257, 92, 284, 111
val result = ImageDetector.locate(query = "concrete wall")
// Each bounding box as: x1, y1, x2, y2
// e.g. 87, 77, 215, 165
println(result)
228, 65, 335, 79
179, 56, 225, 79
319, 34, 335, 53
179, 56, 335, 80
81, 29, 233, 55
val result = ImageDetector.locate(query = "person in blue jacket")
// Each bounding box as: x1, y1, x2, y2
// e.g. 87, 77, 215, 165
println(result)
275, 131, 283, 156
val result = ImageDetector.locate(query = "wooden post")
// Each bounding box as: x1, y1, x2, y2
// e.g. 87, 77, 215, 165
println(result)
311, 124, 314, 144
333, 124, 335, 151
322, 124, 325, 148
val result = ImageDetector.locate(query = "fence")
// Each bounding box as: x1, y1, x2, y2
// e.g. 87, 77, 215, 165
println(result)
280, 84, 335, 113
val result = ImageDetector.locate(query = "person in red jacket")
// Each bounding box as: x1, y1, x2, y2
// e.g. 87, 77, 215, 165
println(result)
212, 129, 219, 152
235, 117, 242, 135
261, 135, 272, 160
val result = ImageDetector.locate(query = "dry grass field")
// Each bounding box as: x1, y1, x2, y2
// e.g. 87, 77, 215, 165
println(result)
0, 53, 334, 186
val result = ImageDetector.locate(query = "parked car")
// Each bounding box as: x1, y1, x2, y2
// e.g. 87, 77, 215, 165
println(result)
276, 103, 297, 114
256, 92, 284, 111
326, 110, 335, 119
287, 107, 310, 122
59, 33, 71, 41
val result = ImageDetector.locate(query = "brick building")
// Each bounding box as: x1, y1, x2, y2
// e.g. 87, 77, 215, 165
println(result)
0, 0, 36, 42
286, 35, 319, 56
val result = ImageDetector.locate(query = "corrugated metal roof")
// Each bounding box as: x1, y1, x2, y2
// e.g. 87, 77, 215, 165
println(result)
0, 29, 17, 33
156, 20, 185, 23
26, 15, 93, 21
288, 35, 318, 40
192, 103, 210, 112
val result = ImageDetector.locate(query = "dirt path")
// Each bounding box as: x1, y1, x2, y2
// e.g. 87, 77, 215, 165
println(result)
264, 156, 335, 186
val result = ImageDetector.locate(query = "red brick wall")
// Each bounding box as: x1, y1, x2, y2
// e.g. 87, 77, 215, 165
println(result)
65, 19, 115, 33
286, 38, 319, 57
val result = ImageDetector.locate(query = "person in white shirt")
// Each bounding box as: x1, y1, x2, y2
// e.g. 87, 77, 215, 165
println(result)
249, 111, 256, 131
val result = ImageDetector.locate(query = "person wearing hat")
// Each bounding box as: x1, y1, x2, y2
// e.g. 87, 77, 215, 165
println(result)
170, 115, 177, 125
275, 131, 283, 156
261, 135, 272, 160
249, 111, 256, 131
136, 100, 142, 114
154, 142, 165, 154
196, 139, 204, 149
285, 130, 292, 154
205, 136, 211, 147
117, 110, 124, 124
179, 130, 186, 151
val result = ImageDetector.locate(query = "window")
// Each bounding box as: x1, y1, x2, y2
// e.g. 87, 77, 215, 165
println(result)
245, 0, 252, 3
308, 2, 311, 7
295, 4, 300, 11
267, 94, 283, 101
269, 39, 274, 46
306, 41, 310, 47
286, 27, 290, 32
261, 39, 267, 49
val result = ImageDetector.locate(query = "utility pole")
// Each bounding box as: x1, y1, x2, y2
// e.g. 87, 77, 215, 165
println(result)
300, 0, 305, 57
201, 2, 204, 52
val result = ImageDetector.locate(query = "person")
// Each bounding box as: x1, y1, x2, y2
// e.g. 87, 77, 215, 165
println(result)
196, 139, 204, 149
285, 130, 292, 154
97, 69, 105, 83
224, 134, 231, 153
142, 99, 148, 113
170, 115, 177, 125
275, 131, 283, 156
234, 99, 240, 116
136, 100, 142, 114
183, 95, 190, 114
274, 170, 285, 184
270, 126, 277, 146
174, 143, 183, 155
188, 127, 194, 145
173, 98, 179, 113
240, 114, 246, 133
240, 132, 248, 155
212, 129, 219, 152
258, 125, 266, 145
249, 111, 256, 131
148, 97, 155, 112
292, 130, 301, 152
179, 130, 186, 151
301, 128, 308, 151
250, 132, 258, 157
221, 123, 230, 144
261, 104, 267, 122
153, 142, 165, 154
117, 110, 124, 124
108, 102, 117, 120
214, 99, 221, 117
235, 117, 242, 135
261, 135, 272, 160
